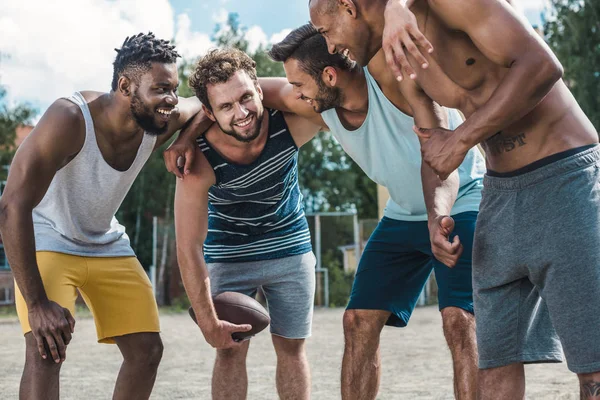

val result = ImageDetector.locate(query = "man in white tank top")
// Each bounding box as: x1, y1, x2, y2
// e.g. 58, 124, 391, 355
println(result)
0, 33, 209, 399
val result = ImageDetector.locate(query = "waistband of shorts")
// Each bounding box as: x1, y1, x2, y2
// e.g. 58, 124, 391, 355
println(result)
483, 144, 600, 191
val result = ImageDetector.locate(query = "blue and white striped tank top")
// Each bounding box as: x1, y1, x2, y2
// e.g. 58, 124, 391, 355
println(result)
197, 109, 312, 263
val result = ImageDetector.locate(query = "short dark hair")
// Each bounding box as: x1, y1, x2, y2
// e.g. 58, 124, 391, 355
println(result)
188, 47, 258, 111
268, 24, 355, 80
111, 32, 180, 91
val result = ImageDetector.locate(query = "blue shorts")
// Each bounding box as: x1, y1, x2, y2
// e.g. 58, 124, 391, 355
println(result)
347, 212, 477, 327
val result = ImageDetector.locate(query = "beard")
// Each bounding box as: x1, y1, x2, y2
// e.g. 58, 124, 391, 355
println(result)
312, 80, 343, 113
130, 90, 169, 136
216, 108, 264, 143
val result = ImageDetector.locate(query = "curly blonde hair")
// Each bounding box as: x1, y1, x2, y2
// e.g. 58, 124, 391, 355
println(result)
188, 47, 258, 110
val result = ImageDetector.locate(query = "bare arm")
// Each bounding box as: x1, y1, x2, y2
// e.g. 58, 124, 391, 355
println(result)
174, 149, 250, 349
163, 99, 214, 178
259, 78, 329, 129
155, 96, 203, 148
400, 79, 462, 266
428, 0, 563, 150
0, 99, 80, 362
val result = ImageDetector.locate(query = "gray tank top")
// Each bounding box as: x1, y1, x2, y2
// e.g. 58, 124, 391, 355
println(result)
32, 92, 157, 257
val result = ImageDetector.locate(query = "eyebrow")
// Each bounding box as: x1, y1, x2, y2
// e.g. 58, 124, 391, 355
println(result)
155, 82, 179, 88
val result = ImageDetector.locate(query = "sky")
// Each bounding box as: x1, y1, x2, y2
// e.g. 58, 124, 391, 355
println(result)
0, 0, 548, 118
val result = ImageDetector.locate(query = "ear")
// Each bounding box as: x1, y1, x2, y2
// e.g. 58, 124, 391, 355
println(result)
203, 104, 216, 122
255, 82, 264, 101
321, 66, 338, 88
118, 76, 132, 97
339, 0, 357, 19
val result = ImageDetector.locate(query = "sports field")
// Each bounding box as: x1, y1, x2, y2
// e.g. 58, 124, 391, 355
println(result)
0, 306, 578, 399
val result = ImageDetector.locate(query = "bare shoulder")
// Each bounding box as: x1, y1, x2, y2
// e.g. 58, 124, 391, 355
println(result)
29, 98, 86, 154
181, 147, 217, 189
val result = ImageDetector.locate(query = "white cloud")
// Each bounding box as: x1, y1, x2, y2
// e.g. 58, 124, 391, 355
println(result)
270, 29, 293, 46
0, 0, 220, 114
174, 14, 213, 60
0, 0, 175, 111
245, 26, 269, 54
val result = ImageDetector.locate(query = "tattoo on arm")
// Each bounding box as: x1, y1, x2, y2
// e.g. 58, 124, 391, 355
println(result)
581, 381, 600, 398
485, 131, 527, 155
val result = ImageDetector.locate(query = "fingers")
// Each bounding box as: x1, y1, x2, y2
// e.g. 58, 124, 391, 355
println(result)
407, 25, 434, 60
432, 231, 462, 268
63, 308, 75, 334
439, 216, 455, 235
413, 126, 432, 140
384, 43, 406, 83
163, 149, 184, 179
183, 149, 195, 176
228, 323, 252, 333
43, 332, 65, 363
34, 333, 48, 360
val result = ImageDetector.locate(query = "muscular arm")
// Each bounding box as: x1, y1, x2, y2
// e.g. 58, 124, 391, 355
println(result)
259, 78, 329, 129
427, 0, 563, 149
0, 99, 81, 361
399, 78, 463, 266
0, 100, 83, 308
174, 149, 217, 329
174, 150, 250, 348
155, 96, 204, 148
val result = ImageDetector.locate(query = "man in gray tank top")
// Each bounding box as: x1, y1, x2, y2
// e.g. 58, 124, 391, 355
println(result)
0, 33, 208, 399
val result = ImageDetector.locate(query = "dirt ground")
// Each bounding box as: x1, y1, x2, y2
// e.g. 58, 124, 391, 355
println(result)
0, 306, 578, 399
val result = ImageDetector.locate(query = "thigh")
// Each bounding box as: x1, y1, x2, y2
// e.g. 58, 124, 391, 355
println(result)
16, 252, 83, 335
261, 252, 316, 339
475, 276, 562, 370
348, 218, 434, 327
78, 256, 160, 344
206, 261, 263, 299
433, 211, 477, 314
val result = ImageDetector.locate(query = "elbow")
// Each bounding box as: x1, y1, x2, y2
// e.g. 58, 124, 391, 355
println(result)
0, 198, 13, 233
537, 52, 564, 90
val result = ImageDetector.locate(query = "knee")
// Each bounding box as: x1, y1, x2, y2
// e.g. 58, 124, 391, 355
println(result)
273, 337, 305, 358
124, 336, 164, 371
441, 307, 474, 338
216, 345, 248, 364
24, 334, 64, 372
343, 310, 382, 345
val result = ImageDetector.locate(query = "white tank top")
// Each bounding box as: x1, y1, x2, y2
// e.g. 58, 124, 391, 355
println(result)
32, 92, 157, 256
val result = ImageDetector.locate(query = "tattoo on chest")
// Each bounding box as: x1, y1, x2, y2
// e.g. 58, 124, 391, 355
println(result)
581, 381, 600, 398
486, 131, 527, 155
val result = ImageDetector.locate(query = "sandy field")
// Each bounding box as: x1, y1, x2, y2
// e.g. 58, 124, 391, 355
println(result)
0, 306, 578, 399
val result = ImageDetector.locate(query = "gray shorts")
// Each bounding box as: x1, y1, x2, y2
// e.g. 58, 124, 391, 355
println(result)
473, 144, 600, 374
207, 251, 316, 339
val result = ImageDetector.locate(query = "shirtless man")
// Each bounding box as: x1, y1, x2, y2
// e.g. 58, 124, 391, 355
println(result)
309, 0, 600, 398
0, 33, 204, 399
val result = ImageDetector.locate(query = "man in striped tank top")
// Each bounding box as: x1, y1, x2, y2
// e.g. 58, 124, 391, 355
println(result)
174, 48, 322, 400
0, 33, 208, 399
263, 26, 482, 399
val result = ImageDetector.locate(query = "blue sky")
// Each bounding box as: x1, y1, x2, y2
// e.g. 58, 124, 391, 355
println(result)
0, 0, 547, 116
170, 0, 310, 37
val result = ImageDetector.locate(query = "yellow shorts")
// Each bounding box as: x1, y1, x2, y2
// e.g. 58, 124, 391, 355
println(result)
15, 251, 160, 344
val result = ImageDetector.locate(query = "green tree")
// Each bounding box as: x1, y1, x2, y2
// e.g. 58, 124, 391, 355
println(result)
0, 86, 36, 180
546, 0, 600, 132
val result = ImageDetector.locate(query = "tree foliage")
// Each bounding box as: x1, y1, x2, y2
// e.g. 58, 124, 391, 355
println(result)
545, 0, 600, 132
0, 86, 36, 181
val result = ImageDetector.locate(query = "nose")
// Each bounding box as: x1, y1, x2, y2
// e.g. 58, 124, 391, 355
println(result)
327, 42, 337, 55
233, 103, 249, 119
166, 91, 178, 105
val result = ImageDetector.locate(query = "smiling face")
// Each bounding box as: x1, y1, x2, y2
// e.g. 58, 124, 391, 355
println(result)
309, 0, 380, 67
283, 58, 342, 113
205, 70, 264, 143
129, 62, 179, 136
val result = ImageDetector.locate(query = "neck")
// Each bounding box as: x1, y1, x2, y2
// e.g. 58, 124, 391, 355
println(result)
338, 67, 368, 114
361, 0, 386, 49
102, 92, 145, 140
